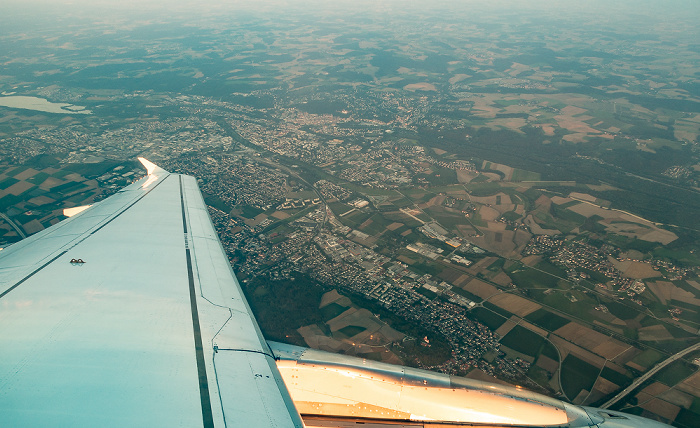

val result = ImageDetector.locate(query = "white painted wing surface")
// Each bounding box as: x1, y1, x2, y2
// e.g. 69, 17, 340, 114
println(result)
0, 163, 303, 427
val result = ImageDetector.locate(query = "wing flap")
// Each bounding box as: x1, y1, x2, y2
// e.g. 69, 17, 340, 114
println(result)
179, 174, 303, 426
215, 351, 302, 427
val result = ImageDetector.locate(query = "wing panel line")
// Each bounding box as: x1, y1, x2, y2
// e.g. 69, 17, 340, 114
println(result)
180, 175, 216, 428
0, 250, 67, 300
88, 173, 170, 236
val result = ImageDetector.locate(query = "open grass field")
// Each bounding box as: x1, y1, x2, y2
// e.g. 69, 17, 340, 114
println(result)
654, 361, 698, 387
507, 263, 565, 289
511, 168, 541, 182
530, 289, 597, 321
605, 300, 641, 321
561, 354, 599, 401
338, 325, 367, 338
638, 324, 675, 342
471, 307, 508, 330
601, 366, 632, 387
499, 325, 545, 357
525, 308, 571, 331
320, 302, 349, 322
628, 349, 665, 371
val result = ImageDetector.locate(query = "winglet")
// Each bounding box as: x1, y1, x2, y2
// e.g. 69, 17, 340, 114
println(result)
138, 157, 163, 176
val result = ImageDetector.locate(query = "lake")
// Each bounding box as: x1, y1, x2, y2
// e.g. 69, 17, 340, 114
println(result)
0, 96, 92, 114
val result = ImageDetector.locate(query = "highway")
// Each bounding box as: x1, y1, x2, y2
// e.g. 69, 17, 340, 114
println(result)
0, 212, 26, 239
601, 341, 700, 409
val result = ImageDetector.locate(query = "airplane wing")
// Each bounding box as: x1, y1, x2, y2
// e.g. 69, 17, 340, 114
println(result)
0, 160, 303, 427
0, 159, 675, 428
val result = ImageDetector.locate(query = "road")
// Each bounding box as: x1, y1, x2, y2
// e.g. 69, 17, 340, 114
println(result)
601, 341, 700, 409
0, 213, 26, 239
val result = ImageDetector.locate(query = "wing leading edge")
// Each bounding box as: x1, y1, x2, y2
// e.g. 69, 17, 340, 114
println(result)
0, 161, 303, 427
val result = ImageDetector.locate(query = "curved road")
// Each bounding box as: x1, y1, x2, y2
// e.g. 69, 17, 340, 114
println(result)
601, 341, 700, 409
0, 213, 26, 239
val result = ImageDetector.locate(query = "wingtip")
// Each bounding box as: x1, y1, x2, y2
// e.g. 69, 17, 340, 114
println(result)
138, 157, 159, 175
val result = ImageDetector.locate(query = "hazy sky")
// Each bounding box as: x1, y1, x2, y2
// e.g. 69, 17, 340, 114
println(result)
4, 0, 699, 15
1, 0, 698, 42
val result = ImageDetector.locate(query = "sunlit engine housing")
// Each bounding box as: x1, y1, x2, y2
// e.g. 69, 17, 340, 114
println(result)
269, 342, 672, 428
